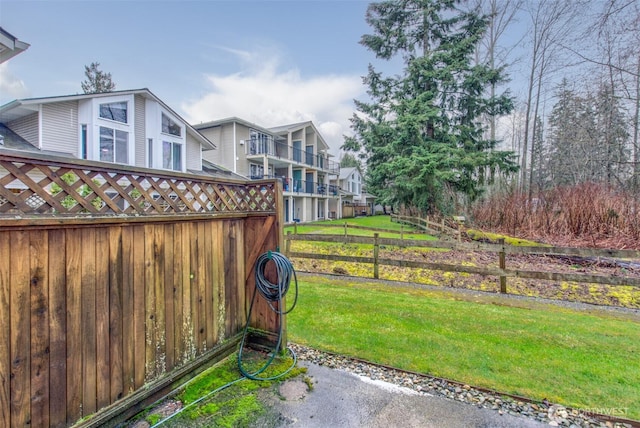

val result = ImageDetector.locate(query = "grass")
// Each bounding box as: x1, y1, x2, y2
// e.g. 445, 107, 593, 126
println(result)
285, 214, 425, 235
465, 228, 549, 247
287, 275, 640, 420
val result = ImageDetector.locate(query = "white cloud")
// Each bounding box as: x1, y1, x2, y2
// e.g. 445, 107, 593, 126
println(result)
0, 63, 29, 103
182, 46, 363, 155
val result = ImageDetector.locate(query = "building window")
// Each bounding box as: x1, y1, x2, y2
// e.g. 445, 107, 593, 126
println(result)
249, 129, 274, 155
99, 101, 128, 123
162, 113, 181, 137
81, 124, 88, 159
100, 126, 128, 163
148, 138, 153, 168
163, 141, 182, 171
250, 163, 264, 179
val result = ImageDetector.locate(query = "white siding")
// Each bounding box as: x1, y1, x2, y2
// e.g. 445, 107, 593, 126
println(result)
200, 123, 238, 172
42, 101, 78, 155
186, 135, 202, 170
199, 127, 223, 164
6, 112, 39, 147
304, 198, 313, 222
221, 125, 236, 168
134, 95, 145, 167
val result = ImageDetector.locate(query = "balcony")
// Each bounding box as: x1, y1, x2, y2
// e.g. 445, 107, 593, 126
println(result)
248, 139, 339, 173
249, 175, 339, 197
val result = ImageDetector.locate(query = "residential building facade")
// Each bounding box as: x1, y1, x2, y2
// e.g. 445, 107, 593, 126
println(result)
0, 89, 215, 179
329, 166, 377, 218
195, 117, 340, 223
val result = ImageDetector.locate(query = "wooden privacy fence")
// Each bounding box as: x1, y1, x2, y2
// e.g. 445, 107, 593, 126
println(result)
0, 151, 284, 427
284, 232, 640, 290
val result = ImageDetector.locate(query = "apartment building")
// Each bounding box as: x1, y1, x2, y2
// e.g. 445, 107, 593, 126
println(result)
195, 117, 339, 223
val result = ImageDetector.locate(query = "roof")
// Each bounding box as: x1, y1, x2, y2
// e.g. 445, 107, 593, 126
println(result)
194, 117, 281, 139
268, 121, 330, 152
0, 124, 36, 151
0, 27, 30, 64
0, 88, 216, 150
198, 159, 248, 181
339, 166, 358, 180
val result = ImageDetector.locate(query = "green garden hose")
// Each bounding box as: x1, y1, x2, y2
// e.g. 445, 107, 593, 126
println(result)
237, 251, 298, 380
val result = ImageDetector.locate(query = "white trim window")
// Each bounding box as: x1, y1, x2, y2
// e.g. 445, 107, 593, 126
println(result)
162, 141, 183, 171
77, 95, 134, 165
145, 101, 186, 172
100, 126, 128, 163
159, 111, 184, 172
99, 101, 128, 123
162, 113, 181, 137
250, 163, 264, 178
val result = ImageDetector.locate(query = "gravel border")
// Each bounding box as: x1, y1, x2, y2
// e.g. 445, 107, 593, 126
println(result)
289, 343, 635, 428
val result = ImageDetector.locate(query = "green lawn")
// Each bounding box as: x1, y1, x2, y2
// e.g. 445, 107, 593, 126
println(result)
285, 215, 419, 234
285, 215, 438, 242
287, 275, 640, 420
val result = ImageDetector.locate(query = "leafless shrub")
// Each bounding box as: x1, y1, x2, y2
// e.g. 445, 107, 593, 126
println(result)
471, 183, 640, 249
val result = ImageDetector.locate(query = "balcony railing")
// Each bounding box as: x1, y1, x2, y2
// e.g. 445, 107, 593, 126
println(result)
284, 179, 339, 196
249, 175, 338, 196
248, 139, 339, 173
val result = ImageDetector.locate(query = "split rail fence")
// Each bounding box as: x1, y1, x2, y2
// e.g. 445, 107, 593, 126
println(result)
284, 228, 640, 291
0, 150, 284, 427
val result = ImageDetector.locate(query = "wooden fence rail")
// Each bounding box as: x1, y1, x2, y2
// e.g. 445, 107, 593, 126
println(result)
0, 151, 284, 428
390, 213, 461, 240
284, 232, 640, 288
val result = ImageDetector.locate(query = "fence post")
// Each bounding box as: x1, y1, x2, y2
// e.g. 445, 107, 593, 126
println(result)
498, 238, 507, 293
344, 222, 348, 238
400, 224, 404, 240
373, 232, 379, 279
285, 231, 291, 256
294, 222, 298, 235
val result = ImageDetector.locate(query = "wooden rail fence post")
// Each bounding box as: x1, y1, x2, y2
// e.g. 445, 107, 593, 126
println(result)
294, 222, 298, 235
285, 231, 291, 256
400, 224, 404, 240
373, 233, 379, 279
344, 222, 348, 238
498, 238, 507, 293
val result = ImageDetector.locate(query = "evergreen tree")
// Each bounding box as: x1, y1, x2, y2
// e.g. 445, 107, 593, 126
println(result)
547, 79, 588, 186
530, 115, 547, 192
343, 0, 517, 214
593, 82, 629, 185
339, 153, 363, 171
547, 79, 629, 188
81, 62, 116, 94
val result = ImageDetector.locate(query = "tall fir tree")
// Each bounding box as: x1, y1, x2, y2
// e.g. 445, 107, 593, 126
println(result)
547, 78, 629, 188
81, 62, 116, 94
344, 0, 517, 214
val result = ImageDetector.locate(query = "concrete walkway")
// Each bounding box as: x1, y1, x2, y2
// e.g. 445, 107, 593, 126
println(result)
260, 361, 545, 428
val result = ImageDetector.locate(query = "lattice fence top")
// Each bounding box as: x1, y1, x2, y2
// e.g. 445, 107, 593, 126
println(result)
0, 152, 277, 216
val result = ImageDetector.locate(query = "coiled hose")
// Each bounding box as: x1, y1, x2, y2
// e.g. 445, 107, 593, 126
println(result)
237, 251, 298, 380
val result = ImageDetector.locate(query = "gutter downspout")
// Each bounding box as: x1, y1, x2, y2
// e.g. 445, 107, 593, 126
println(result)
233, 121, 237, 173
38, 104, 43, 149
